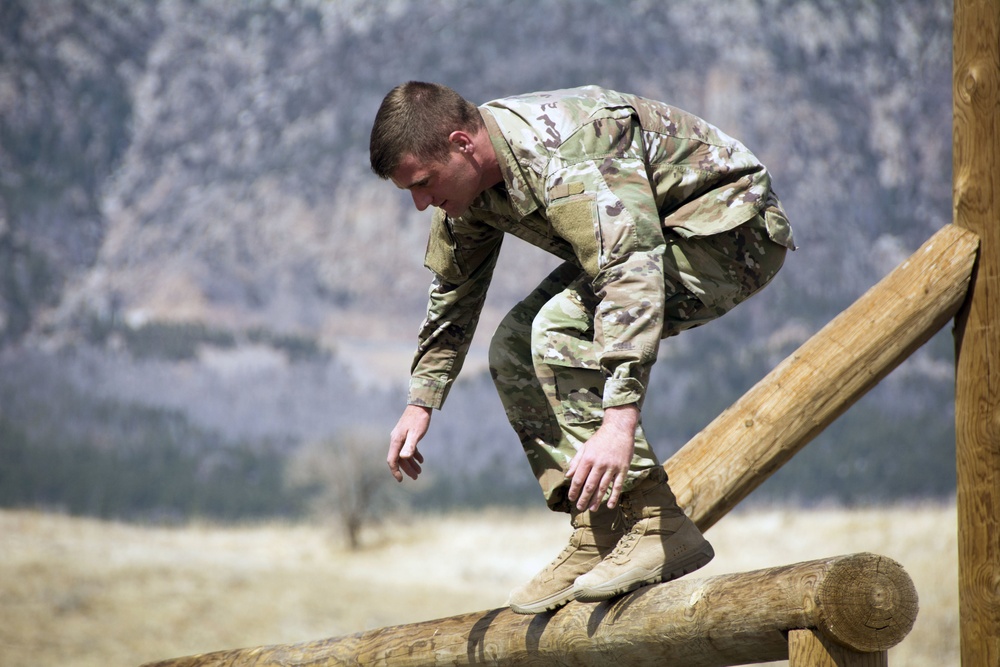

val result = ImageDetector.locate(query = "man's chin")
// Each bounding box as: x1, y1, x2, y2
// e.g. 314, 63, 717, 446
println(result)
439, 202, 470, 217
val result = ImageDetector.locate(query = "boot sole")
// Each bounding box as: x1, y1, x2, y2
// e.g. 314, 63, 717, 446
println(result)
509, 585, 576, 615
573, 541, 715, 602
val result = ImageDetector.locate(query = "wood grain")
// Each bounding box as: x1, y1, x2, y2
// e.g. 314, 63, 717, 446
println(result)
663, 223, 980, 532
788, 630, 887, 667
141, 552, 916, 667
953, 0, 1000, 665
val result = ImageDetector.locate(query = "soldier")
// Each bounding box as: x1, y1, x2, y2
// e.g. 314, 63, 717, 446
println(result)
369, 82, 794, 614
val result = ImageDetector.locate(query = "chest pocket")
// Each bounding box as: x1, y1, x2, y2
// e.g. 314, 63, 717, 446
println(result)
547, 193, 601, 278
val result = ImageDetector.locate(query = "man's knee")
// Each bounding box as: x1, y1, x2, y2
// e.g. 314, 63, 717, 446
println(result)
490, 306, 531, 378
530, 289, 597, 359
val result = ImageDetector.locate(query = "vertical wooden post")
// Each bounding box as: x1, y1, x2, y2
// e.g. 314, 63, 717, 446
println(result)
788, 630, 887, 667
953, 0, 1000, 665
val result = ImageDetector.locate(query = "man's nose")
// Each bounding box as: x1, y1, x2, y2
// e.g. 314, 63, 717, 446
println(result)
412, 191, 432, 211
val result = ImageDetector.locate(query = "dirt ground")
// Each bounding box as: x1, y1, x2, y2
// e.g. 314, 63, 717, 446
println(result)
0, 503, 958, 667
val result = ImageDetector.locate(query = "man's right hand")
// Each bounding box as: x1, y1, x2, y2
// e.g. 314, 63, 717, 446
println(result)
387, 404, 432, 482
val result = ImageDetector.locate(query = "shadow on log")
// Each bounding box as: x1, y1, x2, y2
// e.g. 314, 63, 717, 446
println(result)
141, 552, 917, 667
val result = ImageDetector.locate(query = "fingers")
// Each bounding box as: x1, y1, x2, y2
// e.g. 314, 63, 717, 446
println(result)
400, 433, 421, 460
568, 463, 617, 512
566, 450, 598, 510
566, 453, 580, 479
605, 472, 625, 510
388, 429, 422, 482
388, 435, 423, 481
386, 445, 405, 483
386, 427, 404, 482
387, 406, 431, 482
402, 434, 424, 477
397, 450, 422, 481
566, 455, 587, 505
589, 469, 615, 511
389, 449, 422, 481
567, 450, 629, 511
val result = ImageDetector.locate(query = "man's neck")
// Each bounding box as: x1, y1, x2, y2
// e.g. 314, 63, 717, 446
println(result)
473, 127, 503, 192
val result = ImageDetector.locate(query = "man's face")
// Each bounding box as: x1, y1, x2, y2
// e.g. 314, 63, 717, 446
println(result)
390, 143, 483, 218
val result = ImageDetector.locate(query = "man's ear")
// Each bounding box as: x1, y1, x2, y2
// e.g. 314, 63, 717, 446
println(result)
448, 130, 474, 154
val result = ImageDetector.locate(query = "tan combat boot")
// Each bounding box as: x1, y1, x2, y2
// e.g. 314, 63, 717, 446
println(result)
508, 504, 623, 614
573, 467, 713, 602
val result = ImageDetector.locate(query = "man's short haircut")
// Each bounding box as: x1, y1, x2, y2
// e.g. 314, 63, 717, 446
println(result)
369, 81, 484, 179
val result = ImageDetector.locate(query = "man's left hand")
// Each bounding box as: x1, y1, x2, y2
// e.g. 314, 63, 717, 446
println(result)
566, 404, 639, 511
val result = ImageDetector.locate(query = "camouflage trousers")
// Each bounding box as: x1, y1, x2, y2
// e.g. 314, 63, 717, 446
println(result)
488, 213, 787, 512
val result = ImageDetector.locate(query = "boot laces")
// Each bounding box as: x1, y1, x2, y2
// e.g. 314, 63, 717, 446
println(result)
607, 494, 643, 558
611, 492, 639, 531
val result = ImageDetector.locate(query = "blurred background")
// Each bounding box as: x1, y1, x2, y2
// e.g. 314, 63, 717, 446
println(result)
0, 1, 960, 665
0, 0, 955, 530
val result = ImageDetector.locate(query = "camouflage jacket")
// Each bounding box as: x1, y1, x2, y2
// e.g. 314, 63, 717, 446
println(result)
408, 86, 794, 410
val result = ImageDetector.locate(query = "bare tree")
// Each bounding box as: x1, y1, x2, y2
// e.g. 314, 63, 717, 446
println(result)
286, 427, 393, 549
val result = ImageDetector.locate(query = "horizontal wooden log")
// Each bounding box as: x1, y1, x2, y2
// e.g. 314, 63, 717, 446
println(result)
665, 223, 980, 531
141, 552, 917, 667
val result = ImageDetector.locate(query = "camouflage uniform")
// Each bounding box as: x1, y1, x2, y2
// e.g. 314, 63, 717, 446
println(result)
407, 86, 794, 512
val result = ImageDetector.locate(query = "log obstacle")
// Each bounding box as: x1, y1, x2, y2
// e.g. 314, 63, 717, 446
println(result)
139, 217, 971, 667
788, 630, 888, 667
141, 552, 916, 667
665, 223, 980, 532
139, 225, 967, 667
953, 0, 1000, 663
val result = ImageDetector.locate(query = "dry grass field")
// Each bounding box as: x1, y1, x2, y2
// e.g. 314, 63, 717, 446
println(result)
0, 503, 957, 667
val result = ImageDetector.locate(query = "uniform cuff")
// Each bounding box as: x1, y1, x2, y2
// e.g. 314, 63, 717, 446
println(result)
407, 376, 450, 410
602, 376, 645, 408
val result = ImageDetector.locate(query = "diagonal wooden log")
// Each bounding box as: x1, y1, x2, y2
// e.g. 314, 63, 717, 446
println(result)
140, 552, 917, 667
664, 223, 980, 532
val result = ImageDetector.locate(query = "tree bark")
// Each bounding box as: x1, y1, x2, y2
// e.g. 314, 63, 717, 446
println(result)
788, 630, 887, 667
953, 0, 1000, 664
141, 552, 917, 667
663, 223, 979, 532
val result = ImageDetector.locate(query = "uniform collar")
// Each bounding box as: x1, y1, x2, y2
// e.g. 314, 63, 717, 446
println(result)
479, 107, 540, 219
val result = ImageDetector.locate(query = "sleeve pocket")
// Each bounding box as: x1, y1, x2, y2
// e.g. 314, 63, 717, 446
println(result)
423, 213, 467, 283
548, 195, 601, 278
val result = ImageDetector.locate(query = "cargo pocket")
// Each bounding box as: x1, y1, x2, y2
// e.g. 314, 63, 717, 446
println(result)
664, 232, 742, 312
534, 286, 604, 427
543, 350, 604, 425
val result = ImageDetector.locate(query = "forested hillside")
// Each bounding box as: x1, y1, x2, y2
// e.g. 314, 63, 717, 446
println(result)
0, 0, 956, 520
